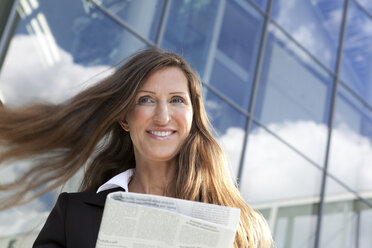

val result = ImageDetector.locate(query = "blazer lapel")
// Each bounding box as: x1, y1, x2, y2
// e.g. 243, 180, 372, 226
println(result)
75, 187, 126, 247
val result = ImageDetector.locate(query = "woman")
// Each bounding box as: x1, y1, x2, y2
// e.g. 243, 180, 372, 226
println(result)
0, 49, 273, 247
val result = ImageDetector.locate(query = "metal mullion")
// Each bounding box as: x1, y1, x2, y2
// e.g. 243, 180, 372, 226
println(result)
269, 19, 335, 78
0, 0, 19, 73
89, 0, 156, 48
155, 0, 171, 47
285, 216, 295, 248
314, 0, 350, 247
236, 0, 273, 184
355, 206, 360, 248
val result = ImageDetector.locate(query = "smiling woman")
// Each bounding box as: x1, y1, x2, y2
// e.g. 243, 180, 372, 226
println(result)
119, 67, 194, 197
0, 49, 272, 247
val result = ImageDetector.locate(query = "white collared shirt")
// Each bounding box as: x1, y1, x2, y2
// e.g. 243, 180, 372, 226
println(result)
96, 168, 135, 193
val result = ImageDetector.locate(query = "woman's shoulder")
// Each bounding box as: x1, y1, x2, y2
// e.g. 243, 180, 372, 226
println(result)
56, 187, 125, 207
34, 188, 124, 247
60, 190, 96, 200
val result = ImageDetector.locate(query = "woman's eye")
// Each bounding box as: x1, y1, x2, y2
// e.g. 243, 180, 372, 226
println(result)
170, 97, 185, 103
138, 96, 153, 104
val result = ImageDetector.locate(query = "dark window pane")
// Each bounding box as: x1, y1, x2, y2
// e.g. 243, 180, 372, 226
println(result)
251, 0, 268, 12
162, 0, 220, 74
100, 0, 165, 42
208, 0, 263, 110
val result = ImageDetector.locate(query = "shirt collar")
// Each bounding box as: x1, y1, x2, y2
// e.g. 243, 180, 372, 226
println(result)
96, 168, 135, 193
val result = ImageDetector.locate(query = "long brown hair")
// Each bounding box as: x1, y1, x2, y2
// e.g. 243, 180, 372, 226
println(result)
0, 48, 272, 247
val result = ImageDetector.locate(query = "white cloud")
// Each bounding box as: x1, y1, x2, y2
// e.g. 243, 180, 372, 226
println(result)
0, 34, 111, 106
216, 121, 372, 205
0, 159, 63, 237
217, 127, 245, 177
362, 21, 372, 36
0, 201, 49, 237
329, 125, 372, 192
0, 159, 82, 238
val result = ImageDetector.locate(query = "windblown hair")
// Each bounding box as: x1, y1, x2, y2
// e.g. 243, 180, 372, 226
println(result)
0, 49, 272, 247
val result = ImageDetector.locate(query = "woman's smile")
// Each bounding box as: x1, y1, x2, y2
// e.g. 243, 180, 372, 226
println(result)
147, 129, 176, 140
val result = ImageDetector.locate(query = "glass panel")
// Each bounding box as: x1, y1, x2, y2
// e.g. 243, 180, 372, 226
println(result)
359, 202, 372, 247
0, 0, 147, 239
322, 176, 372, 248
208, 0, 264, 110
0, 0, 147, 106
241, 123, 323, 203
203, 86, 246, 178
271, 0, 344, 70
328, 84, 372, 194
251, 0, 268, 12
340, 0, 372, 106
274, 204, 317, 248
254, 24, 333, 165
321, 200, 358, 248
162, 0, 220, 75
100, 0, 165, 42
259, 208, 271, 220
241, 123, 322, 248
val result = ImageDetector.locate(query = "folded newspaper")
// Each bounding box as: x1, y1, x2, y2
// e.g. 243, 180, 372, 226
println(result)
96, 192, 241, 248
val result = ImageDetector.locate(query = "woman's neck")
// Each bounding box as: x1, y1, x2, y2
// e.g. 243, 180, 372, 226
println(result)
128, 160, 177, 197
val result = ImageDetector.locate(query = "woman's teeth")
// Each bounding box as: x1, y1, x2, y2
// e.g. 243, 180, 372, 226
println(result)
149, 131, 173, 137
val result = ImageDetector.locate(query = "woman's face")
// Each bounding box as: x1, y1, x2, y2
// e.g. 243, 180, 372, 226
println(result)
125, 67, 193, 164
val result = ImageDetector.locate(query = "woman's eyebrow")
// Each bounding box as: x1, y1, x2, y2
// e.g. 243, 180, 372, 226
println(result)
137, 90, 155, 94
138, 90, 188, 95
170, 92, 188, 95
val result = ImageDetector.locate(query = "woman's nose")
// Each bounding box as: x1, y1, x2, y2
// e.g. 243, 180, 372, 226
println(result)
153, 102, 170, 124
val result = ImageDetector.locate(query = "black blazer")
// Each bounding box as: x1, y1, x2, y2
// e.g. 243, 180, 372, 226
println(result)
33, 187, 124, 248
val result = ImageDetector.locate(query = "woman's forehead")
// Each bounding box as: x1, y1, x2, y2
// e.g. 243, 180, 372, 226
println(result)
138, 67, 189, 93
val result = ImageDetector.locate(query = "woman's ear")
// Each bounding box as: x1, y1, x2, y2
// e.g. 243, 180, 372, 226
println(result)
118, 117, 130, 132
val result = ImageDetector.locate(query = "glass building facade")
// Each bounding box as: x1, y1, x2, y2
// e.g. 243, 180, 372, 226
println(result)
0, 0, 371, 247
